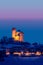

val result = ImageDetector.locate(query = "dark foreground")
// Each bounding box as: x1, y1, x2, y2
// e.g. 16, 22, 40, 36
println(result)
0, 56, 43, 65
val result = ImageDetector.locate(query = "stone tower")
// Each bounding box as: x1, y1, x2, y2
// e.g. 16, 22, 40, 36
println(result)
12, 28, 24, 42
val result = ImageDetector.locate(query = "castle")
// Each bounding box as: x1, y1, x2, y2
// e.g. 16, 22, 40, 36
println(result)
12, 28, 24, 42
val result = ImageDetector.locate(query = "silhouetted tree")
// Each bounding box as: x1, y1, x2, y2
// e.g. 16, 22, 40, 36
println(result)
8, 38, 14, 44
0, 36, 8, 44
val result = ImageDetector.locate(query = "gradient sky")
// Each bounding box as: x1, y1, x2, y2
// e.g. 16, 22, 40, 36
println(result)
0, 0, 43, 19
0, 0, 43, 43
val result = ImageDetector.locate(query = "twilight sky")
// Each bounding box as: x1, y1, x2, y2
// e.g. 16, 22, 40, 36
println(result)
0, 0, 43, 43
0, 0, 43, 19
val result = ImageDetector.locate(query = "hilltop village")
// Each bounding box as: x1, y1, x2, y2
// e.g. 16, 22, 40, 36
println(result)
0, 28, 43, 58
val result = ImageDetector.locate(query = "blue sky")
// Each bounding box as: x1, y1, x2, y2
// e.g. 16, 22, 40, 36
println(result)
0, 0, 43, 9
0, 0, 43, 43
0, 20, 43, 44
0, 0, 43, 19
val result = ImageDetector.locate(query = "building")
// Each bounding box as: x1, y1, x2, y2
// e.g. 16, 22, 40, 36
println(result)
12, 28, 24, 42
12, 28, 16, 40
19, 32, 24, 42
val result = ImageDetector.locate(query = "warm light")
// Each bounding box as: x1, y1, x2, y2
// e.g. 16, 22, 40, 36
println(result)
15, 35, 19, 41
13, 52, 21, 56
12, 28, 16, 40
35, 51, 41, 56
19, 32, 24, 42
12, 28, 24, 42
21, 51, 23, 54
25, 52, 31, 56
6, 52, 10, 55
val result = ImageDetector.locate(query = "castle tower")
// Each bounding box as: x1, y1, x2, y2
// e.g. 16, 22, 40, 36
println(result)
12, 28, 16, 40
19, 32, 24, 42
12, 28, 24, 42
15, 31, 20, 41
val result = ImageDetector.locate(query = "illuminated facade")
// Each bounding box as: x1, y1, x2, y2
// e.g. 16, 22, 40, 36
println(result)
19, 32, 24, 42
12, 28, 16, 40
12, 28, 24, 42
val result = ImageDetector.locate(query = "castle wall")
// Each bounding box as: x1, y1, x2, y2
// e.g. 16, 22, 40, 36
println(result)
12, 28, 24, 42
12, 28, 16, 40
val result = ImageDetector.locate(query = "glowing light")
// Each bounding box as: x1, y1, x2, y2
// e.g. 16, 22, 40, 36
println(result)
15, 35, 19, 41
13, 52, 21, 56
12, 28, 24, 42
25, 52, 31, 56
35, 51, 41, 56
12, 28, 16, 40
21, 51, 23, 54
19, 32, 24, 42
6, 52, 10, 55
